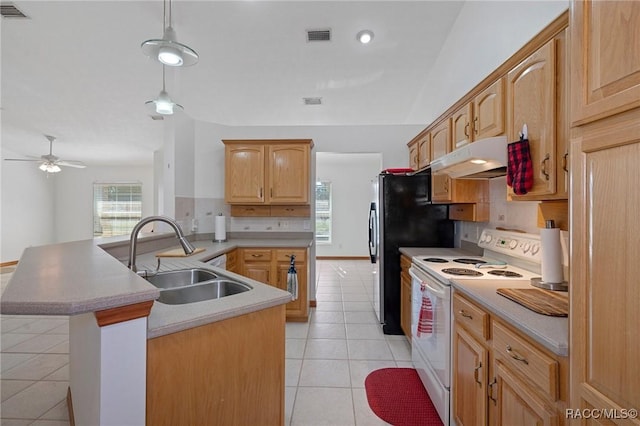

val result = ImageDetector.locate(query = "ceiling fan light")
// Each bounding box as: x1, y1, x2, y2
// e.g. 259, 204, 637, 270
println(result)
158, 46, 183, 66
40, 163, 61, 173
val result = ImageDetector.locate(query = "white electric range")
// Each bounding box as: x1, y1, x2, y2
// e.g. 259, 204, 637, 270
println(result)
409, 228, 546, 426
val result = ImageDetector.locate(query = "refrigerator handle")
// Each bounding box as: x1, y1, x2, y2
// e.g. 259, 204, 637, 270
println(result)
368, 202, 377, 263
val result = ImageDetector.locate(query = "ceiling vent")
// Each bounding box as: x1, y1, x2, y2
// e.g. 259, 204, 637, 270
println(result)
150, 115, 165, 121
306, 29, 331, 42
303, 97, 322, 105
1, 3, 28, 19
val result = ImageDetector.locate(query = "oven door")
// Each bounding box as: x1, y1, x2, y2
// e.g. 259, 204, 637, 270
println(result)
410, 265, 451, 425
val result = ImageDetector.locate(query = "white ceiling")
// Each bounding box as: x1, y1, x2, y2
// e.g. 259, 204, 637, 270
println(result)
1, 1, 465, 166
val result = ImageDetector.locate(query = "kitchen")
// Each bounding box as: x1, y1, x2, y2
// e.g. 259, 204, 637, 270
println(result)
3, 0, 634, 426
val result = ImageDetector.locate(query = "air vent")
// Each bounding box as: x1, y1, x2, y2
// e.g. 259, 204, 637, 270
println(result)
303, 97, 322, 106
1, 3, 28, 18
306, 29, 331, 42
150, 115, 165, 121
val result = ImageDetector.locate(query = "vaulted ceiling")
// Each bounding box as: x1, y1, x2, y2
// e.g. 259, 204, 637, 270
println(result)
1, 1, 465, 165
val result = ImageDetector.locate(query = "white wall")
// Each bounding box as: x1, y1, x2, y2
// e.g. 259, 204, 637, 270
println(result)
1, 149, 56, 262
53, 166, 154, 244
411, 1, 569, 124
316, 153, 382, 257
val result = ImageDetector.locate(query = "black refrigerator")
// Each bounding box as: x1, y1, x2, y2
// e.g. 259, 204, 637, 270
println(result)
368, 171, 454, 335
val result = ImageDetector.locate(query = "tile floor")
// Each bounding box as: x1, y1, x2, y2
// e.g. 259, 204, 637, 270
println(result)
1, 260, 411, 425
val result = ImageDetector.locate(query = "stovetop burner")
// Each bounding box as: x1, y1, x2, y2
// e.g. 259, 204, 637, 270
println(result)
442, 268, 484, 277
422, 258, 448, 263
487, 270, 523, 278
454, 258, 486, 265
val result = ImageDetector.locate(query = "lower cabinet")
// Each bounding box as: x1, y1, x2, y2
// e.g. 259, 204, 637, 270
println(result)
240, 247, 308, 322
400, 255, 412, 341
452, 291, 566, 426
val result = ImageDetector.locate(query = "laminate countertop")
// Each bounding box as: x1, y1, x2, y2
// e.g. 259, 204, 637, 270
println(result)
1, 234, 312, 338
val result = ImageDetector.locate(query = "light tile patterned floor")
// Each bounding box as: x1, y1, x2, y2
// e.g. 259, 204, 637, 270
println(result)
1, 260, 409, 425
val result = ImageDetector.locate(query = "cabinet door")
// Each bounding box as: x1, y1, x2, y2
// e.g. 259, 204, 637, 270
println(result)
242, 262, 273, 286
267, 144, 310, 204
453, 325, 488, 426
570, 111, 640, 419
431, 120, 452, 202
400, 275, 411, 340
507, 39, 557, 198
452, 103, 473, 148
494, 362, 557, 426
571, 1, 640, 126
276, 262, 307, 320
225, 145, 265, 204
418, 134, 431, 169
408, 142, 419, 170
474, 78, 505, 140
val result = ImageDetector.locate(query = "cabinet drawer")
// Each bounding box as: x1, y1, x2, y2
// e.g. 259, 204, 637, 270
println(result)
275, 249, 306, 263
453, 293, 489, 340
270, 205, 310, 217
231, 205, 271, 217
242, 249, 272, 261
491, 320, 558, 401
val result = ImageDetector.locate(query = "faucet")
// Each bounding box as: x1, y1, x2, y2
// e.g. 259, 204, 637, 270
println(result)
128, 216, 196, 273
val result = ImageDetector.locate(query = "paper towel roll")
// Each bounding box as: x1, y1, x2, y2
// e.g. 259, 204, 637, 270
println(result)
540, 227, 563, 283
214, 215, 227, 242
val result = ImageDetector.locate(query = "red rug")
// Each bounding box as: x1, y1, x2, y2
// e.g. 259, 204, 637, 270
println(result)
364, 368, 443, 426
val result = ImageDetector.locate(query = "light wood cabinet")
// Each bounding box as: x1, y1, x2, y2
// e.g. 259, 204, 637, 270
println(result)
407, 132, 430, 171
452, 79, 505, 149
147, 305, 285, 426
408, 141, 419, 170
431, 119, 452, 202
226, 249, 238, 273
452, 291, 567, 426
400, 254, 412, 341
570, 1, 640, 126
239, 247, 308, 322
224, 140, 312, 207
570, 1, 640, 417
507, 31, 568, 201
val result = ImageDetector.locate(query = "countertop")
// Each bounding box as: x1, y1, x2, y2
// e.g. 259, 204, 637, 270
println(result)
399, 246, 568, 357
1, 234, 312, 338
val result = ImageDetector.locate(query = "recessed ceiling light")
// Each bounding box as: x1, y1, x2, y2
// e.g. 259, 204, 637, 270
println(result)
356, 30, 374, 44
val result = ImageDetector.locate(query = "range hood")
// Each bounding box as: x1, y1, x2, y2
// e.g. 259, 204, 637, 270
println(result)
430, 136, 508, 179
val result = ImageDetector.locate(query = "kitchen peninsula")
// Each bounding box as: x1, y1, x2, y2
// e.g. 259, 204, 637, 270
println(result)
1, 232, 312, 426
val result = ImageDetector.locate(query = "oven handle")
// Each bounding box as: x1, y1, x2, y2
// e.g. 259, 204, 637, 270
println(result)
409, 267, 447, 297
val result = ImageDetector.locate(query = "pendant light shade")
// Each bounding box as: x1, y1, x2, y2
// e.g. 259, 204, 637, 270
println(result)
141, 0, 198, 67
145, 66, 183, 115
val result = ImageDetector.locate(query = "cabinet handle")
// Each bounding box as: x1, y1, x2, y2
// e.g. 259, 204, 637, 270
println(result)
541, 154, 550, 181
488, 378, 497, 404
251, 254, 263, 258
464, 122, 470, 137
562, 152, 569, 172
459, 310, 473, 319
270, 188, 273, 198
444, 178, 449, 191
473, 117, 479, 135
246, 208, 255, 211
474, 362, 482, 385
506, 345, 529, 364
259, 188, 263, 198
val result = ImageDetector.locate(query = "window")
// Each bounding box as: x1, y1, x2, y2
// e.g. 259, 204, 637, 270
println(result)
93, 183, 142, 237
315, 181, 332, 244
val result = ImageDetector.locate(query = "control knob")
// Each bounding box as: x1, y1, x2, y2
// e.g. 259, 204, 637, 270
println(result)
531, 244, 540, 255
509, 240, 518, 249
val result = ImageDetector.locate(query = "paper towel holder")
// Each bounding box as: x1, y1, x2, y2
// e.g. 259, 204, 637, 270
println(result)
214, 213, 227, 243
531, 219, 568, 291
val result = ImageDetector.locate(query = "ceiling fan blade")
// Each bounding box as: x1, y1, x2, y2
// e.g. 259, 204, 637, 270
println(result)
57, 160, 87, 168
4, 158, 43, 162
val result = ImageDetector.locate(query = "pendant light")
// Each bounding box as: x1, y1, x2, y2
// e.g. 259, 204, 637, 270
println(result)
145, 66, 183, 115
141, 0, 198, 67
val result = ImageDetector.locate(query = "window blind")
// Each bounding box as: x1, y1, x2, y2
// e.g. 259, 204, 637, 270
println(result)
93, 183, 142, 237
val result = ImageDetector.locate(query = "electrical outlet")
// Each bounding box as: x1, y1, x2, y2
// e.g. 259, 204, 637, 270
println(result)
303, 220, 311, 230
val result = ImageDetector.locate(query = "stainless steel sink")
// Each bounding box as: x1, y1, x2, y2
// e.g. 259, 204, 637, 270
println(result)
157, 280, 252, 305
145, 268, 218, 289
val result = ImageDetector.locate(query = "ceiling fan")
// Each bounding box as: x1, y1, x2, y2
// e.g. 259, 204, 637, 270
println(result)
4, 135, 87, 173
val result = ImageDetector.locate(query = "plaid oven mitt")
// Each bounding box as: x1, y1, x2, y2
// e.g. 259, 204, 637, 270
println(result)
507, 137, 534, 195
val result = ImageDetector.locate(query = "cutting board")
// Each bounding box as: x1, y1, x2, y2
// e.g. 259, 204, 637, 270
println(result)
155, 247, 205, 258
497, 287, 568, 317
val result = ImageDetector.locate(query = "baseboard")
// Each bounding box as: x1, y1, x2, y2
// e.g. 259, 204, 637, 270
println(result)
316, 256, 369, 260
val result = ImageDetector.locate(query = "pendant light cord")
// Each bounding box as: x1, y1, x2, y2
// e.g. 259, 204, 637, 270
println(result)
162, 66, 166, 91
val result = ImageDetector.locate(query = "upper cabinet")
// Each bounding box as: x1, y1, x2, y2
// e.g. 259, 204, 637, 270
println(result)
570, 1, 640, 126
430, 119, 452, 202
224, 140, 312, 206
506, 30, 568, 201
407, 131, 431, 171
452, 79, 505, 149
